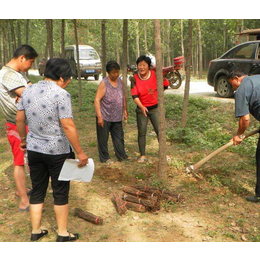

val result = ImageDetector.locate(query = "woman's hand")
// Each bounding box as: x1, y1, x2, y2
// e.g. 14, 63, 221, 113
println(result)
124, 110, 128, 120
97, 116, 104, 128
141, 106, 148, 117
20, 141, 27, 152
77, 152, 89, 167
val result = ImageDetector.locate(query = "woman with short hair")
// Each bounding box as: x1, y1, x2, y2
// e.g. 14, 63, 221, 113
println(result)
16, 58, 88, 242
131, 55, 169, 163
94, 60, 128, 163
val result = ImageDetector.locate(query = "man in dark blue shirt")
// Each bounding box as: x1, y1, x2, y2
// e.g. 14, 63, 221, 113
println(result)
228, 69, 260, 203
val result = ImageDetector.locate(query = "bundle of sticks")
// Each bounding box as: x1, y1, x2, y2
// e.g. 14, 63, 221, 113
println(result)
74, 208, 103, 225
112, 185, 184, 215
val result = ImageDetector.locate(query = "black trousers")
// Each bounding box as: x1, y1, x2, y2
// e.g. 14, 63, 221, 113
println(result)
28, 150, 74, 205
96, 118, 128, 162
255, 136, 260, 196
136, 107, 159, 156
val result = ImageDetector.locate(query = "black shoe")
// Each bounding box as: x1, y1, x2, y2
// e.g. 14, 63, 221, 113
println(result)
246, 196, 260, 203
56, 232, 79, 242
31, 230, 48, 241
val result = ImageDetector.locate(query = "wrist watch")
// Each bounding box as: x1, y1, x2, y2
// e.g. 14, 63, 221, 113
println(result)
238, 134, 244, 139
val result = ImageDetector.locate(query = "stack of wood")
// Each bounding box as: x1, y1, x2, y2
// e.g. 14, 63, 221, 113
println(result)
112, 185, 184, 215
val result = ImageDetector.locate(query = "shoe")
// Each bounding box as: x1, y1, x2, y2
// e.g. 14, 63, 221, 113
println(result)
246, 196, 260, 203
19, 206, 29, 212
56, 232, 79, 242
31, 230, 48, 241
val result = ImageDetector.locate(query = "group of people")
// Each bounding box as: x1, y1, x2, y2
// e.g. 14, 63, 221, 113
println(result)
1, 44, 260, 242
0, 45, 168, 242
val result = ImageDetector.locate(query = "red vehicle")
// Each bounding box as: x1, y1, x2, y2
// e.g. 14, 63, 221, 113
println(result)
128, 56, 184, 89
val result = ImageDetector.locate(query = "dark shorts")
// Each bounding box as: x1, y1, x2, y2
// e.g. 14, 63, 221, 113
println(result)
28, 150, 75, 205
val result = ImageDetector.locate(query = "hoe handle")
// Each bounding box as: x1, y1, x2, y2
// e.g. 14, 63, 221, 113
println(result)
192, 129, 259, 171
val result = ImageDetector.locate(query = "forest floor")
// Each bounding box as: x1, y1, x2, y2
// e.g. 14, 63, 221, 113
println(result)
0, 76, 260, 243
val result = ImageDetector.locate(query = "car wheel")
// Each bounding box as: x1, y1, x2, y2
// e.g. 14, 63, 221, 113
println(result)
94, 75, 99, 80
84, 76, 89, 80
216, 76, 234, 98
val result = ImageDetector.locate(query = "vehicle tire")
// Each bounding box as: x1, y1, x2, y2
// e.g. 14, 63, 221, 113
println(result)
94, 75, 99, 80
166, 71, 182, 89
216, 76, 234, 98
84, 76, 89, 80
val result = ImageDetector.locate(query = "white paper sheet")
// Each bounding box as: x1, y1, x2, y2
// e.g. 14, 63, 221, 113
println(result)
58, 158, 94, 182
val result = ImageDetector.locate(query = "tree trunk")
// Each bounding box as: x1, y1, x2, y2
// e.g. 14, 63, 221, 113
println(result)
1, 20, 8, 64
115, 20, 120, 65
61, 19, 65, 58
17, 20, 21, 47
73, 19, 82, 109
135, 20, 140, 59
25, 19, 30, 44
144, 20, 148, 54
101, 19, 107, 79
166, 19, 171, 66
45, 19, 53, 59
180, 19, 193, 129
198, 19, 203, 79
122, 19, 128, 96
154, 19, 167, 179
180, 19, 185, 58
10, 19, 16, 53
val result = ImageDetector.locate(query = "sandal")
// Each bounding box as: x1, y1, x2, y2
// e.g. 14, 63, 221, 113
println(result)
56, 232, 79, 242
106, 159, 114, 165
31, 229, 48, 241
138, 157, 148, 163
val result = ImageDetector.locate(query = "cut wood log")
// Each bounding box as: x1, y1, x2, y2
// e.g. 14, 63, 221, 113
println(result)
162, 190, 184, 202
125, 201, 147, 212
131, 185, 162, 199
123, 186, 149, 199
74, 208, 103, 225
122, 193, 158, 211
111, 191, 127, 215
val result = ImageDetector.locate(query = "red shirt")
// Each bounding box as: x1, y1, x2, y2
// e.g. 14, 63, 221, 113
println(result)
131, 70, 169, 108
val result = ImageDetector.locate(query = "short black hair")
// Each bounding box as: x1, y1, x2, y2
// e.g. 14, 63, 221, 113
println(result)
44, 58, 72, 81
106, 60, 120, 73
13, 45, 38, 60
136, 55, 152, 67
228, 69, 246, 80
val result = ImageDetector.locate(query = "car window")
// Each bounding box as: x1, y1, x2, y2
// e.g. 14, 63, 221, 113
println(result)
223, 43, 257, 59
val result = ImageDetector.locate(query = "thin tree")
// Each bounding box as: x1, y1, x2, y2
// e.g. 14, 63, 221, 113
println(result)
17, 20, 21, 47
73, 19, 82, 109
135, 20, 140, 59
1, 20, 8, 64
180, 19, 185, 58
25, 19, 29, 44
122, 19, 128, 95
198, 19, 203, 79
180, 19, 193, 130
101, 19, 106, 79
61, 19, 65, 58
154, 19, 167, 179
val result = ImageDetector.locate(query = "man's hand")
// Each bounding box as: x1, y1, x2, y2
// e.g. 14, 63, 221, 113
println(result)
124, 110, 128, 121
232, 134, 245, 145
77, 152, 89, 167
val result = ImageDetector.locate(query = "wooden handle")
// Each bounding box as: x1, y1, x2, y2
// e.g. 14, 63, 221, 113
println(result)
192, 129, 259, 171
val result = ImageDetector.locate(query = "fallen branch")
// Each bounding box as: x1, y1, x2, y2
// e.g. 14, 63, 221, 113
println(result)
74, 208, 103, 225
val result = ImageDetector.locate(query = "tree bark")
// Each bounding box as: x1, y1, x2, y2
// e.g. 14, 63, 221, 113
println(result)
154, 19, 167, 179
61, 19, 65, 58
17, 20, 21, 47
166, 19, 171, 66
25, 19, 30, 44
198, 19, 203, 79
10, 19, 16, 53
122, 19, 128, 96
73, 19, 82, 109
1, 20, 8, 64
180, 19, 193, 129
180, 19, 185, 58
101, 19, 107, 79
135, 20, 140, 59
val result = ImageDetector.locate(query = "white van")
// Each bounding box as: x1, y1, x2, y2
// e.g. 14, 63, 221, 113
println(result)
64, 45, 102, 80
